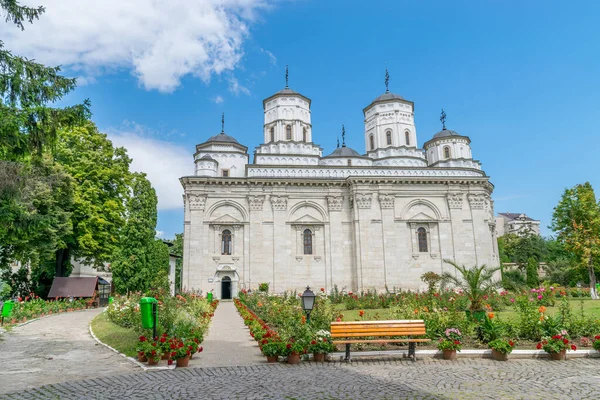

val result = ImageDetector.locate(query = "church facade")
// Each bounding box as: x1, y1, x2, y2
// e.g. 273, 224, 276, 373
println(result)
180, 76, 499, 299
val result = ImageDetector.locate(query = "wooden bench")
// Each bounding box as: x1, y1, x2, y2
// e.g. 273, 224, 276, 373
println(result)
331, 319, 431, 362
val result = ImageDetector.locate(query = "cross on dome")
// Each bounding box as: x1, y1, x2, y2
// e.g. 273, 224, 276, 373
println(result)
440, 109, 447, 130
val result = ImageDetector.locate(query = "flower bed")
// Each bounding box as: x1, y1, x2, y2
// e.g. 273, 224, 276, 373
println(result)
3, 294, 93, 325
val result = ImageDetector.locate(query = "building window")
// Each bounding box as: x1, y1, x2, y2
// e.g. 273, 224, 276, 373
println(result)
405, 131, 410, 146
386, 130, 392, 145
347, 159, 352, 166
444, 146, 451, 159
270, 127, 275, 142
222, 229, 232, 255
417, 227, 428, 253
303, 229, 313, 255
303, 127, 307, 142
222, 169, 229, 177
286, 125, 292, 140
369, 134, 375, 150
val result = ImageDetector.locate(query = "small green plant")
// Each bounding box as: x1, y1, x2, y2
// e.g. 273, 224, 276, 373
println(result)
258, 282, 269, 293
260, 340, 283, 357
488, 338, 516, 354
420, 271, 441, 293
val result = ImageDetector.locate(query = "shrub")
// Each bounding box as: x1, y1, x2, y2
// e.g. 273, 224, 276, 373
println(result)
489, 338, 516, 354
258, 283, 269, 293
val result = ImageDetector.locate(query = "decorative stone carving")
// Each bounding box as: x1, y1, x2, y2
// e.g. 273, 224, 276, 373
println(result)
270, 195, 288, 212
447, 193, 464, 209
327, 196, 343, 212
355, 193, 372, 209
378, 194, 395, 209
188, 194, 206, 211
468, 194, 485, 210
247, 167, 484, 179
247, 195, 265, 211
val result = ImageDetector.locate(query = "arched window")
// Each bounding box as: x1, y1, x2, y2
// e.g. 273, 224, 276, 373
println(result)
303, 229, 313, 255
405, 131, 410, 146
444, 146, 451, 159
286, 125, 292, 140
221, 229, 232, 255
369, 134, 375, 150
386, 130, 392, 145
270, 127, 275, 142
303, 127, 307, 142
347, 159, 352, 166
417, 227, 428, 253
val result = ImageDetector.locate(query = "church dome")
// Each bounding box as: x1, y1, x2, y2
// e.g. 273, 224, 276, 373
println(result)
205, 132, 240, 144
324, 146, 362, 158
432, 129, 464, 139
371, 91, 405, 103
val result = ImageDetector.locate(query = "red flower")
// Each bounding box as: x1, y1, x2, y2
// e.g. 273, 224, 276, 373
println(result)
323, 338, 327, 342
536, 343, 542, 350
286, 344, 292, 349
171, 352, 176, 357
162, 333, 168, 337
160, 337, 166, 343
151, 350, 156, 356
320, 288, 325, 292
563, 339, 569, 344
571, 344, 577, 351
311, 340, 317, 345
170, 344, 176, 349
508, 340, 515, 347
453, 340, 460, 345
359, 310, 365, 317
139, 336, 147, 342
595, 335, 600, 340
198, 347, 203, 353
152, 342, 157, 347
552, 335, 561, 340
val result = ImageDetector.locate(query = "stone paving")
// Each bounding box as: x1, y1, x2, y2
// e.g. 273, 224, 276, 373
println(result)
1, 358, 600, 399
188, 300, 265, 368
0, 309, 137, 394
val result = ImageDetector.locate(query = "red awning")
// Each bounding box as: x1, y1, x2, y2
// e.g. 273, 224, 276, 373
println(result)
47, 277, 99, 299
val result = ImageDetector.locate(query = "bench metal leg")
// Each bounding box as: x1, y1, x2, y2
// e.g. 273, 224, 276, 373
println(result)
408, 342, 416, 362
345, 344, 351, 362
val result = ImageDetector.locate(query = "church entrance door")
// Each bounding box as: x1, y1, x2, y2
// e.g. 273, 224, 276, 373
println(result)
221, 276, 232, 300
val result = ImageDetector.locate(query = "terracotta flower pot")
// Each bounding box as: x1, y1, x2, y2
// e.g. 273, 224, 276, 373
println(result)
147, 356, 159, 366
313, 353, 325, 362
549, 349, 567, 361
137, 352, 148, 362
266, 355, 278, 363
161, 353, 170, 360
442, 349, 457, 360
491, 349, 508, 361
287, 352, 301, 364
176, 355, 190, 368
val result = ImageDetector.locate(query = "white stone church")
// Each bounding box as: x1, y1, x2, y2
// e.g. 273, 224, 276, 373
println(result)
180, 73, 499, 299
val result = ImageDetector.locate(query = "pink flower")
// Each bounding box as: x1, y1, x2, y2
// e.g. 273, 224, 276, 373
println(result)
510, 298, 515, 303
537, 295, 543, 300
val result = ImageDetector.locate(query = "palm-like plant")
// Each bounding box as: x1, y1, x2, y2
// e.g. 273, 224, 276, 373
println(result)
440, 260, 500, 311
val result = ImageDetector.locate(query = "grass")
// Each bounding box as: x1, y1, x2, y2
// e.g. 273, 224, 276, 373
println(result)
91, 311, 139, 357
336, 299, 600, 322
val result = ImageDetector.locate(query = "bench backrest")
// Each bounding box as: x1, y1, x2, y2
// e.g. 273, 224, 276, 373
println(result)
330, 319, 427, 338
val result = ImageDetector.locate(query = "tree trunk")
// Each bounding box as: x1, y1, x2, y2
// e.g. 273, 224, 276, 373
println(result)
589, 256, 598, 300
55, 248, 71, 277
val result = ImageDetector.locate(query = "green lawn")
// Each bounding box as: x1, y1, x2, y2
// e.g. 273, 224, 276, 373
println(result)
91, 311, 139, 357
336, 299, 600, 322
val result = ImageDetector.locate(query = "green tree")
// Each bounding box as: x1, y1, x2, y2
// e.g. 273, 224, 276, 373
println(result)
551, 182, 600, 299
525, 256, 539, 287
53, 122, 132, 276
111, 173, 168, 294
172, 233, 183, 294
440, 260, 500, 311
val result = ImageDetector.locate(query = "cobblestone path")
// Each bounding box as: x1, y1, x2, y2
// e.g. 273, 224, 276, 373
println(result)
2, 357, 599, 399
0, 309, 137, 394
188, 300, 265, 368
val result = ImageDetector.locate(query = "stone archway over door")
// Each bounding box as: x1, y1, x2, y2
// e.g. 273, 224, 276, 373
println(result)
221, 276, 232, 300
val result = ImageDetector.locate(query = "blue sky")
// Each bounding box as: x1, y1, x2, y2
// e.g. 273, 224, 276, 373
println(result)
4, 0, 599, 239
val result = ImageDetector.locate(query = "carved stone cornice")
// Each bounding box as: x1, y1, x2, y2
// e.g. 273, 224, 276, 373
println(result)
355, 193, 372, 209
378, 194, 394, 209
247, 195, 265, 211
188, 194, 207, 211
270, 195, 288, 212
468, 194, 485, 210
327, 196, 343, 212
447, 193, 464, 209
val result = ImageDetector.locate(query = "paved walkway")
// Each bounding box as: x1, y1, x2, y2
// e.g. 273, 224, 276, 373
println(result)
0, 309, 137, 394
2, 358, 600, 399
189, 301, 264, 367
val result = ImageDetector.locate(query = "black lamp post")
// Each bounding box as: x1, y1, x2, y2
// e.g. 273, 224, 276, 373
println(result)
301, 286, 316, 324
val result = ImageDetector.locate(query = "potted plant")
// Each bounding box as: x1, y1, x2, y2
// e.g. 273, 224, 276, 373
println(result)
172, 338, 195, 367
284, 339, 306, 364
438, 328, 462, 360
537, 333, 576, 360
593, 335, 600, 352
440, 260, 499, 322
488, 339, 516, 361
140, 339, 164, 365
261, 340, 282, 362
308, 330, 335, 362
135, 335, 149, 362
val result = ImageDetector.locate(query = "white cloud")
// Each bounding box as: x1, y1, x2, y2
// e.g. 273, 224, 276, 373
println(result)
228, 76, 251, 95
213, 95, 224, 104
261, 48, 277, 65
1, 0, 273, 92
155, 230, 165, 238
106, 123, 193, 210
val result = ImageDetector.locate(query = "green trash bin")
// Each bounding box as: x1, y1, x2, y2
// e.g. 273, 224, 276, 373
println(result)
207, 292, 213, 303
139, 297, 158, 330
1, 300, 14, 318
108, 297, 114, 305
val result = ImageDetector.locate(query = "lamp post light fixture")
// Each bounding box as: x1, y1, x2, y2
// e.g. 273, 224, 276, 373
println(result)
301, 286, 316, 323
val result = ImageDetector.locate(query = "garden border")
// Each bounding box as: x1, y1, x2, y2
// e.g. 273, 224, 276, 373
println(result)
328, 348, 600, 360
88, 309, 175, 372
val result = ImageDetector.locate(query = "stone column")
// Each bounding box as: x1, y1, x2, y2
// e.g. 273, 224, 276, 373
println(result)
354, 192, 372, 291
326, 195, 343, 290
270, 195, 288, 292
186, 194, 206, 292
247, 195, 265, 290
378, 193, 395, 288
